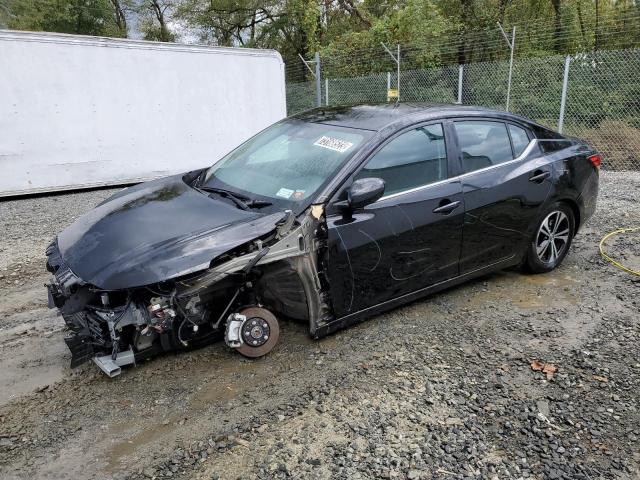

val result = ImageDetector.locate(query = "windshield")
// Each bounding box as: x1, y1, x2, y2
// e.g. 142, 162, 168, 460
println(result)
202, 120, 372, 205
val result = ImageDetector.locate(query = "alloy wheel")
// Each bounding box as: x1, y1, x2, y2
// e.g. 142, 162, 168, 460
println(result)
535, 210, 570, 264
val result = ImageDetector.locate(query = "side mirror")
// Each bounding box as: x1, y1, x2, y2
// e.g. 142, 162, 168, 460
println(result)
335, 177, 385, 221
348, 177, 385, 209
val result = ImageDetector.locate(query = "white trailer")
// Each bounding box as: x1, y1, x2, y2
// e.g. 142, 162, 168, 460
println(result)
0, 30, 287, 197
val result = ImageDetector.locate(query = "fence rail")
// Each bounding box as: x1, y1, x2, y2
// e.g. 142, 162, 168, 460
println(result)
286, 48, 640, 170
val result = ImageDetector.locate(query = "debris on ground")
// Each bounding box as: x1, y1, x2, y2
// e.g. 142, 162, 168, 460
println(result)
530, 360, 559, 380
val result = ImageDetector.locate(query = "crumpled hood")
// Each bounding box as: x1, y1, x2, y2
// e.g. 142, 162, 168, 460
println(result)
57, 175, 286, 290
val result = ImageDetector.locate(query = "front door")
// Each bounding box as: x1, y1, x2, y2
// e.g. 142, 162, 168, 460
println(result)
325, 122, 464, 318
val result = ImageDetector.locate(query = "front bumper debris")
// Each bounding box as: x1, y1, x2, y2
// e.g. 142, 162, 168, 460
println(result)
93, 349, 136, 377
63, 326, 95, 368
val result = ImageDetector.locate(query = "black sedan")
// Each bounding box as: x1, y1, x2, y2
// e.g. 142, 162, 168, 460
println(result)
46, 104, 600, 376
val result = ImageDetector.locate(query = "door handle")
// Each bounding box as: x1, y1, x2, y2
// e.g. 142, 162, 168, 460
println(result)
529, 170, 551, 183
433, 200, 461, 215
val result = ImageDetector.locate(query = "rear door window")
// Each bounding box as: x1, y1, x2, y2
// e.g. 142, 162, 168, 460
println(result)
454, 121, 513, 174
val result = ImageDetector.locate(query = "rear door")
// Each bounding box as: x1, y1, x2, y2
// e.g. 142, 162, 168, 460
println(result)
325, 122, 464, 318
452, 119, 552, 273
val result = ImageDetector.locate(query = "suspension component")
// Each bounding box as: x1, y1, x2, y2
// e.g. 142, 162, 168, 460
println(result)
225, 306, 280, 358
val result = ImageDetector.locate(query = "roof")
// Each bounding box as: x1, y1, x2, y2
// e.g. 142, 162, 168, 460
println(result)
292, 103, 531, 132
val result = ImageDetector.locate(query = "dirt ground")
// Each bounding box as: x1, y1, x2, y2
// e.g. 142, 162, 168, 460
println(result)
0, 172, 638, 480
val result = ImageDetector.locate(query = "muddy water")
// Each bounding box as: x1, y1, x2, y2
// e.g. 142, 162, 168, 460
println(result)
0, 279, 67, 406
102, 321, 317, 473
460, 269, 581, 310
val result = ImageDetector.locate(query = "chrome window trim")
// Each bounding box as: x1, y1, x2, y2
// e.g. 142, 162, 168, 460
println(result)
377, 176, 455, 202
458, 138, 539, 179
374, 139, 541, 204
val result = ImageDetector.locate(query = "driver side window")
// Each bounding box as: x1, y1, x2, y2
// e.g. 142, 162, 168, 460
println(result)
355, 123, 447, 197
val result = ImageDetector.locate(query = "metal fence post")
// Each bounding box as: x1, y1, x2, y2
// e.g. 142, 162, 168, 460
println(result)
381, 43, 401, 101
498, 23, 516, 111
558, 55, 571, 133
506, 27, 515, 111
314, 52, 322, 108
297, 53, 322, 108
325, 78, 329, 106
397, 44, 401, 102
457, 64, 464, 104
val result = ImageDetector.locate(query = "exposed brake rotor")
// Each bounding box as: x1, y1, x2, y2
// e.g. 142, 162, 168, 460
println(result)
234, 306, 280, 358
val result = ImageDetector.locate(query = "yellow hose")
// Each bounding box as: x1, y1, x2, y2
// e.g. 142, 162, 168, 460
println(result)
599, 227, 640, 276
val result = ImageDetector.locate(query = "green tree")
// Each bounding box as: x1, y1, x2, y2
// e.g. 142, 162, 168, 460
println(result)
3, 0, 639, 62
5, 0, 129, 37
138, 0, 176, 41
319, 0, 454, 77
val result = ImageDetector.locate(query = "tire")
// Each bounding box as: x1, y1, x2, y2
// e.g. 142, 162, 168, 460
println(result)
524, 202, 575, 274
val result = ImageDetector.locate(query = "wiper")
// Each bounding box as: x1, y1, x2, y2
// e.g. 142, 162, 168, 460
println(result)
199, 187, 272, 210
198, 186, 250, 210
246, 200, 273, 208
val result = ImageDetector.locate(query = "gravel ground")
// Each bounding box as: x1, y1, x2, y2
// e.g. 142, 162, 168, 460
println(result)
0, 172, 638, 480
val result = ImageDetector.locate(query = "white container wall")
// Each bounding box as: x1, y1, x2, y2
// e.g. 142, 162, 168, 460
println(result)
0, 30, 287, 197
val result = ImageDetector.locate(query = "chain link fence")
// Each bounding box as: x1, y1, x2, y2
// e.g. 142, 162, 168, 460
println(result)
286, 48, 640, 170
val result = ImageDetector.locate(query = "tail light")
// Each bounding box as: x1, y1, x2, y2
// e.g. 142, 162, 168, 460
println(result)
588, 154, 602, 169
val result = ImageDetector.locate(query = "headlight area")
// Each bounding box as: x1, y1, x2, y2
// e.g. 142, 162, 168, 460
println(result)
46, 236, 254, 377
51, 282, 225, 377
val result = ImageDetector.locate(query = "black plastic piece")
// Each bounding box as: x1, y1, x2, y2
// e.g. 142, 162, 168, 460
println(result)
64, 333, 95, 368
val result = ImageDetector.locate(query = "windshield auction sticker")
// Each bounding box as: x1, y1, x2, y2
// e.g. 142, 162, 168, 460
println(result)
313, 136, 354, 153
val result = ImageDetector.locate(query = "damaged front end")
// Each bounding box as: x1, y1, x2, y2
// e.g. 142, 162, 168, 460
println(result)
46, 237, 229, 376
46, 202, 333, 377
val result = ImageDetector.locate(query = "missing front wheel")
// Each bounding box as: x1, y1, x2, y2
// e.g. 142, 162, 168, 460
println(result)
225, 306, 280, 358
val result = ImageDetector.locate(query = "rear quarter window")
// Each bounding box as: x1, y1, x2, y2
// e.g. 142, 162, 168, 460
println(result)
539, 139, 573, 154
532, 125, 563, 139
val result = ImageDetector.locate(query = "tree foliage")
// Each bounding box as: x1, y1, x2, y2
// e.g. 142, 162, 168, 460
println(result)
3, 0, 639, 79
4, 0, 128, 36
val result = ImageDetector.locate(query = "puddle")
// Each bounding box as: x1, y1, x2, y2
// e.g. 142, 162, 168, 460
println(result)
104, 320, 314, 472
461, 270, 580, 310
0, 338, 67, 406
0, 312, 67, 407
103, 357, 278, 471
105, 420, 177, 470
190, 358, 276, 408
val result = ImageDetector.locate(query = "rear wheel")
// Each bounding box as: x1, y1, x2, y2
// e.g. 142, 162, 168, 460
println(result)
524, 203, 575, 273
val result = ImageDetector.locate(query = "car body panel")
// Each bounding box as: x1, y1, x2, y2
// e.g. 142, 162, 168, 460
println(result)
326, 178, 464, 317
323, 118, 466, 317
451, 129, 554, 272
57, 174, 285, 290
